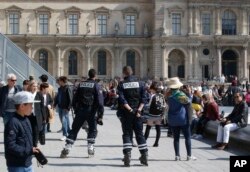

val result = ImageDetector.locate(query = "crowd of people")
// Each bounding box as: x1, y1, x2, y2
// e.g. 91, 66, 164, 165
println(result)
0, 67, 249, 171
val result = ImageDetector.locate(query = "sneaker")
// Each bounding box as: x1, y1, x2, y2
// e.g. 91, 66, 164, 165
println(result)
191, 134, 197, 138
57, 129, 62, 133
187, 156, 197, 161
88, 144, 95, 157
195, 134, 203, 139
175, 156, 181, 161
60, 136, 66, 141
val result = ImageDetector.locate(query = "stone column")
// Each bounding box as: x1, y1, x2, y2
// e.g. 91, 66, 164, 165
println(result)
26, 43, 32, 58
188, 46, 193, 79
56, 46, 62, 76
241, 8, 247, 35
85, 45, 91, 71
243, 47, 248, 78
193, 7, 199, 34
161, 45, 166, 78
217, 47, 222, 77
188, 7, 193, 35
143, 47, 148, 78
193, 47, 199, 79
215, 7, 221, 35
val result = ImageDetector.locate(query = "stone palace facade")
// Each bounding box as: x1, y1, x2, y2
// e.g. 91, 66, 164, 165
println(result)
0, 0, 250, 81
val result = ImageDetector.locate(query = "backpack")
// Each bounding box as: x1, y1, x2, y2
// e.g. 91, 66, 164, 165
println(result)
149, 93, 166, 115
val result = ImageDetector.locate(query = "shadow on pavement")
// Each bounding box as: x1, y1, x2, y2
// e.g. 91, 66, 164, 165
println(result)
48, 163, 124, 167
208, 158, 229, 161
75, 144, 122, 148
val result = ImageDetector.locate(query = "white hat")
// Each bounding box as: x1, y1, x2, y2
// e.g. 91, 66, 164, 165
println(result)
13, 91, 40, 105
166, 77, 183, 89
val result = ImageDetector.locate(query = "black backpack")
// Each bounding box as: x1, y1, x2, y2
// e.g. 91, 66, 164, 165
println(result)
149, 93, 166, 115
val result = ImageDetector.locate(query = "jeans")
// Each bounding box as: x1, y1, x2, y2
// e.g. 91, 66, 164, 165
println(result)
58, 108, 70, 137
8, 165, 33, 172
216, 123, 239, 143
3, 111, 15, 125
172, 125, 192, 157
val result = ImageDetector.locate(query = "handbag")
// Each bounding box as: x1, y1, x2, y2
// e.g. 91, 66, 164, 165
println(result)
34, 150, 48, 166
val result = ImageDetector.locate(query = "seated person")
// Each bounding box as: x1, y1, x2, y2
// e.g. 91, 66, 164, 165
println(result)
212, 92, 248, 150
192, 93, 220, 139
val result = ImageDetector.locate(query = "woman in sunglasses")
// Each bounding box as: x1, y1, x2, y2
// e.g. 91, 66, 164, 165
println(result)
212, 92, 248, 150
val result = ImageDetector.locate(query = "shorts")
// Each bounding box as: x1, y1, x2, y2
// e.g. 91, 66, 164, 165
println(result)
145, 114, 162, 126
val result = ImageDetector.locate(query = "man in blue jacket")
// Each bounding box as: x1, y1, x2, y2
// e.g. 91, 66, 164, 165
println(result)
4, 91, 40, 172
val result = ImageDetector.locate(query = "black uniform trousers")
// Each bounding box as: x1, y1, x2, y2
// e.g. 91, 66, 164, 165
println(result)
121, 110, 148, 155
66, 105, 97, 145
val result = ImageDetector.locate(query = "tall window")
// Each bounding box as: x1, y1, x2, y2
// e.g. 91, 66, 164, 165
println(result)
68, 14, 78, 35
68, 51, 77, 75
126, 15, 135, 35
9, 13, 19, 34
202, 13, 211, 35
222, 10, 236, 35
172, 13, 181, 35
39, 14, 48, 34
98, 15, 107, 35
98, 51, 106, 75
249, 15, 250, 35
39, 50, 48, 71
126, 50, 135, 73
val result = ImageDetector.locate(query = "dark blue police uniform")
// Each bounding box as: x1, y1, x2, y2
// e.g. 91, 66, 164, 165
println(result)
60, 78, 104, 157
117, 75, 148, 166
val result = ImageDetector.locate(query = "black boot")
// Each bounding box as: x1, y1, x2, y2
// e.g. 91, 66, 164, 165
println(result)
47, 123, 51, 132
139, 152, 148, 166
123, 152, 131, 167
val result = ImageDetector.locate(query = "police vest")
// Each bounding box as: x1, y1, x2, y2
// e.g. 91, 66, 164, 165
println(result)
78, 80, 96, 106
122, 80, 140, 108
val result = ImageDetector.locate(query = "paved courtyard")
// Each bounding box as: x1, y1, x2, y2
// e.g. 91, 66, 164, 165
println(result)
0, 107, 249, 172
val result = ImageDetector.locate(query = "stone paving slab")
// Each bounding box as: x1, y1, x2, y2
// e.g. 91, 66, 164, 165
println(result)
0, 107, 249, 172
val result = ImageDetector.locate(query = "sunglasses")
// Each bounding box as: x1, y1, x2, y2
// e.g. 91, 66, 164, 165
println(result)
10, 79, 17, 82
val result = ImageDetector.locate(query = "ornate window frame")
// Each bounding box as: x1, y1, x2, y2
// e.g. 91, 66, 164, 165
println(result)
64, 6, 82, 35
5, 5, 22, 34
34, 6, 52, 34
122, 7, 139, 35
93, 7, 111, 35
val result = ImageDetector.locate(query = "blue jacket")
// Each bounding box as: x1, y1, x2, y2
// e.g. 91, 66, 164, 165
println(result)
168, 90, 191, 126
4, 113, 33, 167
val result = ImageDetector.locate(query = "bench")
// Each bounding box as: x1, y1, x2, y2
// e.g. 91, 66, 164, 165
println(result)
204, 121, 250, 152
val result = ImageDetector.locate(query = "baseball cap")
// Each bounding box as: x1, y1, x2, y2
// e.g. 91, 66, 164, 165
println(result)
13, 91, 40, 105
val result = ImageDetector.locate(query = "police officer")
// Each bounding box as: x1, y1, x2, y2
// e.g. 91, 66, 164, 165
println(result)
60, 69, 104, 158
117, 66, 148, 167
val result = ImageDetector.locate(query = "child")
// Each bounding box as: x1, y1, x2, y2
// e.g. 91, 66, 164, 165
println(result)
4, 91, 40, 172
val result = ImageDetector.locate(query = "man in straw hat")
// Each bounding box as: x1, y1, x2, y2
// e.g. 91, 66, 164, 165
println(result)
166, 77, 197, 161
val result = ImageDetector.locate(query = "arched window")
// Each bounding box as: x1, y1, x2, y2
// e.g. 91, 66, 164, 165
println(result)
68, 51, 77, 75
126, 50, 135, 73
98, 50, 106, 75
222, 10, 236, 35
39, 50, 48, 71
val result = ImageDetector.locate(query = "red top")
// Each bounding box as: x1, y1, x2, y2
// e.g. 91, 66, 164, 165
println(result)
203, 101, 220, 120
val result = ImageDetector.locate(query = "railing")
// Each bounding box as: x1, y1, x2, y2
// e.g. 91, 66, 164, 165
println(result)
0, 33, 57, 88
